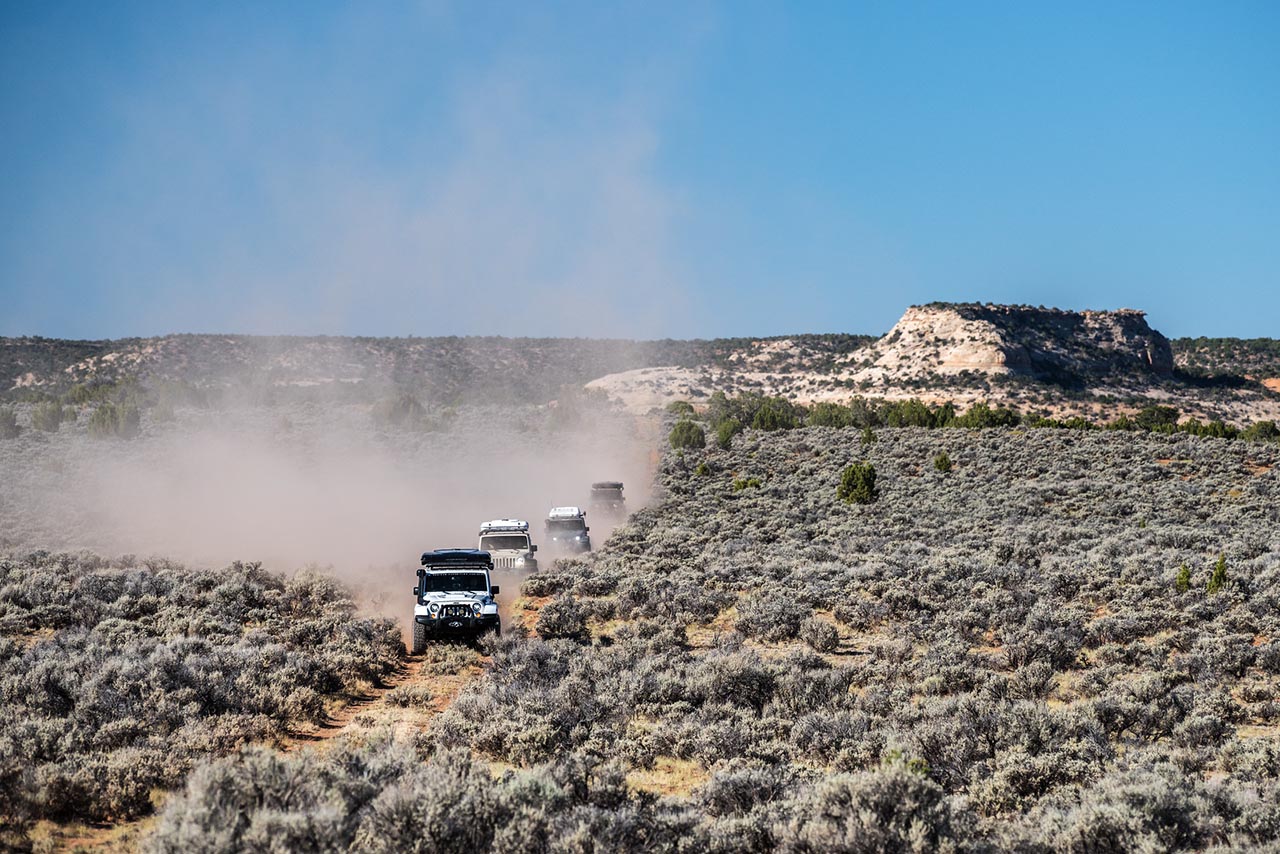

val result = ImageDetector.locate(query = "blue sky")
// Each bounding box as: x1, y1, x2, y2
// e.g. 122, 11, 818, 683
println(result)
2, 1, 1277, 339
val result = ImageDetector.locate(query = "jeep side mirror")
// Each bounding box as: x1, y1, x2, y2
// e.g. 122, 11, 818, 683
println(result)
531, 545, 538, 553
490, 585, 500, 595
411, 587, 419, 596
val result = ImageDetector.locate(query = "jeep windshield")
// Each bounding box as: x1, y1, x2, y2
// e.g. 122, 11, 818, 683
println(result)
422, 573, 489, 593
479, 534, 529, 551
546, 520, 585, 534
591, 490, 623, 501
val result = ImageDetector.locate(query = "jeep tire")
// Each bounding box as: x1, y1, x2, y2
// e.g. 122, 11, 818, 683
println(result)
412, 621, 427, 654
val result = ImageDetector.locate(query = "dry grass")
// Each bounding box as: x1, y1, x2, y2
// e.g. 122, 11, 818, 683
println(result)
626, 757, 710, 798
33, 814, 158, 854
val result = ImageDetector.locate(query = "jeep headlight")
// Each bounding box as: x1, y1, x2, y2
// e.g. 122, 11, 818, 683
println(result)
515, 556, 526, 567
428, 602, 439, 615
472, 601, 482, 615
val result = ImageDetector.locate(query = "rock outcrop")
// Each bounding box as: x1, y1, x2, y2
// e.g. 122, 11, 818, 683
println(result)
851, 303, 1174, 384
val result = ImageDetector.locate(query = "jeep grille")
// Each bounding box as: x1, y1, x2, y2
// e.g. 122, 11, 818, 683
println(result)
441, 604, 471, 618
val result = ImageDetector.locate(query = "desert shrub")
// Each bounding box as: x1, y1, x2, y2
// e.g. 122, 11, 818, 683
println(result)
385, 683, 434, 709
670, 420, 706, 451
666, 400, 696, 417
934, 451, 953, 473
732, 476, 762, 492
30, 402, 65, 432
1034, 768, 1213, 853
694, 462, 711, 477
736, 595, 809, 642
837, 462, 878, 504
860, 426, 877, 445
799, 618, 839, 653
151, 742, 702, 854
0, 553, 403, 826
535, 595, 590, 641
87, 402, 142, 439
0, 407, 18, 439
779, 762, 977, 853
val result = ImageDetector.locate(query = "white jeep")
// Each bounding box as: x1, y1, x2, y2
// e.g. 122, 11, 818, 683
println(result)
478, 519, 539, 572
412, 549, 501, 652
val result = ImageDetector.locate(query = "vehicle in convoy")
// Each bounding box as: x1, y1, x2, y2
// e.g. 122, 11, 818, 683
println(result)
413, 549, 500, 652
545, 506, 591, 554
478, 519, 538, 571
589, 481, 626, 520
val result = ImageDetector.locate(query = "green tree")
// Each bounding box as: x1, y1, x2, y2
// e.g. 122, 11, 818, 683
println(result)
953, 402, 1020, 429
715, 418, 743, 450
838, 462, 878, 504
860, 426, 877, 446
669, 420, 706, 451
933, 451, 952, 473
807, 402, 854, 428
1134, 404, 1180, 432
1175, 564, 1191, 593
881, 398, 937, 428
1207, 553, 1227, 594
1241, 421, 1280, 442
665, 401, 695, 418
751, 397, 801, 431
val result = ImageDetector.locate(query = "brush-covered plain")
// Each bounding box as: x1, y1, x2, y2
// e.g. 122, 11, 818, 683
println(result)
149, 426, 1280, 852
0, 553, 402, 842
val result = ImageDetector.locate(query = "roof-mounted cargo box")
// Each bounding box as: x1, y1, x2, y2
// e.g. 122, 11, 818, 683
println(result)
548, 506, 585, 520
421, 548, 494, 567
480, 519, 529, 534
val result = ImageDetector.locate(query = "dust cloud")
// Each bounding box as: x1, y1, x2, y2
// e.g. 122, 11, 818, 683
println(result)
0, 398, 657, 617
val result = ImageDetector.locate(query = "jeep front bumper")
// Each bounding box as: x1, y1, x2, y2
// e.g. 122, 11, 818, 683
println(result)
415, 614, 499, 634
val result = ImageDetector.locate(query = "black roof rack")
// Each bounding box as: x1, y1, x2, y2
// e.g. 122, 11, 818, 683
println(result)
421, 548, 493, 567
591, 481, 624, 490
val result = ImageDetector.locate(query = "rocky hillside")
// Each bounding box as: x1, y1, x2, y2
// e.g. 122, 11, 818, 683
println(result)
5, 306, 1276, 422
0, 335, 705, 405
587, 304, 1278, 425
